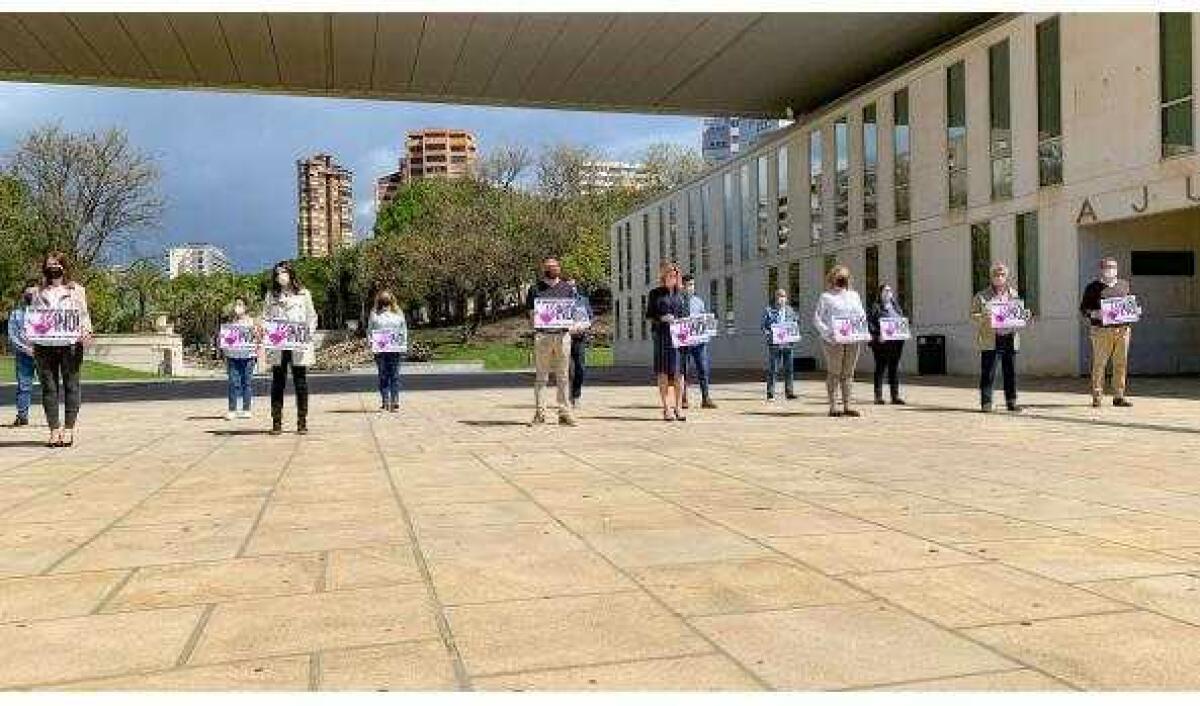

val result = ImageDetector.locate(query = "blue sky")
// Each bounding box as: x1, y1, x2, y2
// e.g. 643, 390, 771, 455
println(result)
0, 81, 702, 273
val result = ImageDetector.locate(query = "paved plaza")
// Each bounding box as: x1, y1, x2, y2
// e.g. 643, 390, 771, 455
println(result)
3, 374, 1200, 690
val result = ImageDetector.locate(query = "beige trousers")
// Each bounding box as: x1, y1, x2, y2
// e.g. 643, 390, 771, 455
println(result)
822, 341, 861, 408
534, 331, 572, 415
1090, 325, 1131, 398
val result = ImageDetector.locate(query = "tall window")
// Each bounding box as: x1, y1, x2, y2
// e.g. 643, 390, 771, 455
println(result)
894, 89, 912, 223
1161, 13, 1194, 158
722, 172, 735, 266
613, 227, 623, 292
835, 116, 849, 236
624, 223, 632, 290
740, 163, 753, 261
626, 296, 633, 339
822, 253, 836, 279
767, 266, 779, 302
787, 262, 801, 307
1016, 212, 1040, 315
865, 244, 879, 306
642, 214, 651, 285
970, 222, 992, 295
809, 130, 824, 242
639, 294, 647, 340
990, 39, 1013, 199
709, 280, 719, 320
614, 300, 621, 340
723, 275, 736, 333
777, 146, 790, 247
1037, 16, 1063, 185
658, 206, 667, 267
862, 103, 878, 231
700, 183, 712, 272
896, 238, 913, 318
668, 201, 678, 264
686, 190, 698, 276
947, 60, 968, 209
756, 155, 770, 256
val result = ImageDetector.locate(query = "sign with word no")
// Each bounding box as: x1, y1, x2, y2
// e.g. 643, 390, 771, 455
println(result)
24, 306, 82, 346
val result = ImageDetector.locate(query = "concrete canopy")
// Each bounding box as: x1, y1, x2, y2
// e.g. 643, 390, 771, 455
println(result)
0, 12, 991, 117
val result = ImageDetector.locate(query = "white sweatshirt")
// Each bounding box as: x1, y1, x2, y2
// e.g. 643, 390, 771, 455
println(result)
813, 288, 866, 343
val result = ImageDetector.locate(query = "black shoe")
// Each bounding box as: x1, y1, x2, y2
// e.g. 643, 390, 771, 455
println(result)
828, 409, 842, 417
270, 420, 283, 435
843, 409, 862, 418
891, 398, 906, 405
1114, 398, 1133, 408
766, 394, 775, 401
981, 403, 994, 413
874, 397, 886, 405
297, 420, 308, 435
1006, 403, 1023, 413
389, 404, 399, 412
681, 400, 690, 409
785, 393, 798, 400
12, 416, 28, 427
701, 399, 717, 409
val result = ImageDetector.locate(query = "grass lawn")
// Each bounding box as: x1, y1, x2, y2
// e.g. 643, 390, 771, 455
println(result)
0, 355, 159, 381
421, 341, 613, 371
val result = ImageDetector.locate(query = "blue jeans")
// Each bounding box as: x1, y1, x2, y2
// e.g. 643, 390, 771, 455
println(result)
14, 350, 35, 421
680, 342, 712, 401
766, 345, 794, 398
980, 334, 1017, 407
375, 353, 402, 407
226, 357, 255, 412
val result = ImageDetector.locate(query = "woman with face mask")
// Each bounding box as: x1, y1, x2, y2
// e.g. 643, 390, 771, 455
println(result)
970, 262, 1023, 413
30, 253, 94, 447
812, 264, 866, 417
262, 261, 318, 434
222, 297, 257, 421
867, 283, 907, 405
368, 290, 407, 412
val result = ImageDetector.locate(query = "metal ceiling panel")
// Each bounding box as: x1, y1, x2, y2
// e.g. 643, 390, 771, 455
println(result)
218, 13, 278, 86
370, 13, 423, 92
443, 13, 519, 98
267, 13, 328, 89
119, 14, 194, 82
331, 13, 375, 91
168, 13, 238, 85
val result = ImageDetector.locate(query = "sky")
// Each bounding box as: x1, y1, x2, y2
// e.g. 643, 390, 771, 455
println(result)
0, 81, 703, 273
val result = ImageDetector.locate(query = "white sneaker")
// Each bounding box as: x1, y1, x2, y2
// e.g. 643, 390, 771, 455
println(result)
224, 411, 237, 421
237, 410, 252, 420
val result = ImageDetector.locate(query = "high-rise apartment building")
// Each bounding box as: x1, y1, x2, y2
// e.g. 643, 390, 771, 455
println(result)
579, 161, 651, 194
702, 117, 789, 164
375, 129, 479, 210
167, 243, 231, 279
297, 154, 354, 258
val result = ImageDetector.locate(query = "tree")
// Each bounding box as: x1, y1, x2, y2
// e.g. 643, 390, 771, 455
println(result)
535, 144, 595, 201
5, 124, 164, 269
479, 144, 532, 190
0, 175, 39, 316
640, 142, 706, 194
117, 257, 166, 330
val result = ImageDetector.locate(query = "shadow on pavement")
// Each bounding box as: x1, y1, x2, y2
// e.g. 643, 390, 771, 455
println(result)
458, 420, 530, 428
0, 440, 48, 448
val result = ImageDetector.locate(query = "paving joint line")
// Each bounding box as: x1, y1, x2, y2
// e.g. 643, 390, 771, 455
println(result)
308, 652, 321, 691
175, 603, 216, 667
234, 434, 303, 558
90, 567, 139, 614
470, 448, 776, 692
40, 436, 232, 575
561, 444, 1078, 691
362, 391, 472, 692
467, 648, 722, 682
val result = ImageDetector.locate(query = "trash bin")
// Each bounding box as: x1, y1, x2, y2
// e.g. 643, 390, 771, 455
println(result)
917, 334, 946, 375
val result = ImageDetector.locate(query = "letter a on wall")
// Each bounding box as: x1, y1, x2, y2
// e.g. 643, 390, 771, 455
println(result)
1076, 197, 1098, 224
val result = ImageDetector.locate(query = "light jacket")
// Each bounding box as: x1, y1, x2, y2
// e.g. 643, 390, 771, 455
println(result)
970, 285, 1022, 352
368, 309, 407, 332
813, 289, 866, 344
263, 288, 319, 366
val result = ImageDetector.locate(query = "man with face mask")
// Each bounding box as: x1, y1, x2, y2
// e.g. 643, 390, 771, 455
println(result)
761, 288, 798, 401
970, 262, 1023, 413
7, 281, 39, 427
525, 257, 579, 426
679, 274, 716, 409
1079, 257, 1134, 408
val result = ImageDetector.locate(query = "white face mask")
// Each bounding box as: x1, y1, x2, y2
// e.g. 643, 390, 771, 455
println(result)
1102, 268, 1118, 282
775, 298, 787, 307
276, 272, 291, 288
233, 304, 246, 316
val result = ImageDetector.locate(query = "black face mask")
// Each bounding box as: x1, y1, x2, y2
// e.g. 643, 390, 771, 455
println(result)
544, 270, 557, 279
22, 292, 34, 305
44, 266, 64, 280
834, 277, 848, 288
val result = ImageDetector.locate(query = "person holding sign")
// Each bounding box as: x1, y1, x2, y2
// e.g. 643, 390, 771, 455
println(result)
263, 261, 318, 435
970, 262, 1024, 413
813, 265, 868, 417
526, 257, 579, 426
760, 288, 799, 401
30, 253, 93, 447
368, 290, 407, 413
679, 274, 716, 410
7, 282, 39, 427
221, 297, 258, 421
867, 283, 908, 405
1079, 257, 1136, 408
647, 262, 688, 421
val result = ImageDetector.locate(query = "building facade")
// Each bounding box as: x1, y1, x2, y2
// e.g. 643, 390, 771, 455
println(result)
580, 160, 650, 194
167, 243, 231, 279
702, 117, 789, 164
297, 154, 354, 258
613, 13, 1200, 378
375, 129, 479, 211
